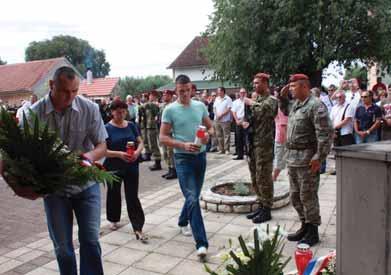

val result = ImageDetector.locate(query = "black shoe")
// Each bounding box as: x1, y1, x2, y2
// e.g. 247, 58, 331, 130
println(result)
233, 156, 243, 160
299, 224, 319, 246
209, 148, 218, 152
165, 168, 177, 180
161, 171, 170, 178
252, 208, 272, 223
246, 208, 262, 219
149, 160, 162, 171
287, 223, 307, 242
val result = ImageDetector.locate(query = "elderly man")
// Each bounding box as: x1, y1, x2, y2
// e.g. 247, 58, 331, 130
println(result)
126, 94, 138, 123
2, 67, 107, 274
330, 91, 355, 147
232, 88, 248, 160
16, 94, 38, 121
280, 74, 333, 246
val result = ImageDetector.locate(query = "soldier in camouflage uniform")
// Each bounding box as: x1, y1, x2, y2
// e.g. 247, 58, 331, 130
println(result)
145, 91, 162, 170
243, 73, 278, 223
280, 74, 333, 246
138, 93, 151, 161
160, 90, 177, 179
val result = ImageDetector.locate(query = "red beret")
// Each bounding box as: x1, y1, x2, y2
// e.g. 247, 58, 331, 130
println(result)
289, 74, 309, 82
254, 73, 270, 80
191, 84, 197, 90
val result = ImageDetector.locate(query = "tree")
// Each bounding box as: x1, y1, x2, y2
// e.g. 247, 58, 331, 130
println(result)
205, 0, 391, 87
344, 63, 368, 87
0, 57, 6, 65
25, 35, 110, 77
118, 75, 172, 98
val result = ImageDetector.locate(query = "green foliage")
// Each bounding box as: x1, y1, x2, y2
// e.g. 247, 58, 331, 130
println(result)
205, 226, 290, 275
25, 35, 110, 77
0, 109, 117, 195
205, 0, 391, 87
233, 182, 251, 196
118, 75, 172, 98
344, 63, 368, 84
0, 57, 6, 65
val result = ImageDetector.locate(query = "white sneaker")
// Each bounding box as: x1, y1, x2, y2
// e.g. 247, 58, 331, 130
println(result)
179, 225, 192, 237
197, 246, 207, 257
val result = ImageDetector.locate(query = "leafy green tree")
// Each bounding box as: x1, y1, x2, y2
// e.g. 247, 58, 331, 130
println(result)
205, 0, 391, 87
25, 35, 110, 77
118, 75, 172, 98
344, 63, 368, 86
0, 57, 6, 65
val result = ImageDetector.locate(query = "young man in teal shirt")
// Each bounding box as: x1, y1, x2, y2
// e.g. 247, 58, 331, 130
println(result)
160, 75, 213, 259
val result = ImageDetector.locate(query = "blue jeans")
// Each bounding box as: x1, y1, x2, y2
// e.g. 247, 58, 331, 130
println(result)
354, 132, 379, 144
44, 183, 103, 275
175, 152, 208, 249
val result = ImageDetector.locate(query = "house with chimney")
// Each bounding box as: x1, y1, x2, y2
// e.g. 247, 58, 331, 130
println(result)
158, 36, 239, 93
0, 57, 79, 106
78, 69, 120, 101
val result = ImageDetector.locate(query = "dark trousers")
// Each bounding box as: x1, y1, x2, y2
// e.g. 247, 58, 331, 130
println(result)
235, 125, 246, 158
106, 165, 145, 232
334, 133, 355, 147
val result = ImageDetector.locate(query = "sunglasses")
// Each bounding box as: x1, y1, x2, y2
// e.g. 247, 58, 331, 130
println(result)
361, 95, 369, 98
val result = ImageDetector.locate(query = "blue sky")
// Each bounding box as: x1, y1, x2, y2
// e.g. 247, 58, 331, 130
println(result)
1, 0, 342, 86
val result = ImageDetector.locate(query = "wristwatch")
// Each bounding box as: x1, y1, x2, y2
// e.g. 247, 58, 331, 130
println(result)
366, 130, 370, 135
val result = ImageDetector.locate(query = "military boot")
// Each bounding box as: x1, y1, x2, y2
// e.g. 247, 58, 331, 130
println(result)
252, 207, 272, 224
149, 160, 162, 171
287, 223, 307, 242
165, 168, 177, 180
246, 207, 262, 220
161, 171, 170, 178
299, 224, 319, 246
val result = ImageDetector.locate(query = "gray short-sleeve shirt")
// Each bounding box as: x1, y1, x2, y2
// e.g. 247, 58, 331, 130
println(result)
29, 94, 108, 196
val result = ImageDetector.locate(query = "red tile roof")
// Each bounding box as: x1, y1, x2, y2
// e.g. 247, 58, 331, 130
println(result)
78, 77, 120, 97
0, 57, 65, 93
168, 36, 209, 69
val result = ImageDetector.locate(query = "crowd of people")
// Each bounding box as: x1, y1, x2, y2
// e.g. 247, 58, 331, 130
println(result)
4, 65, 391, 274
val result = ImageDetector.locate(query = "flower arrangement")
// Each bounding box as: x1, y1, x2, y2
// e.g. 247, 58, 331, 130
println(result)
205, 224, 290, 275
0, 108, 116, 195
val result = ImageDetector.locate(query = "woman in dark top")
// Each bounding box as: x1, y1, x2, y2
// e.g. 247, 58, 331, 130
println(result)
104, 100, 147, 242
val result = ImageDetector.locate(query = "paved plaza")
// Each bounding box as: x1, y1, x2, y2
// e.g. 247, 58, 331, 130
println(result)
0, 153, 336, 275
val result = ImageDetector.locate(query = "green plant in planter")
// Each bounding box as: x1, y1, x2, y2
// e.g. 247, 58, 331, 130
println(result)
233, 182, 250, 196
205, 225, 290, 275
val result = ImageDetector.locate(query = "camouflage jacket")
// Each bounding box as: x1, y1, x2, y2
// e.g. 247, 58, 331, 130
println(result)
144, 102, 160, 129
245, 93, 278, 161
281, 95, 333, 167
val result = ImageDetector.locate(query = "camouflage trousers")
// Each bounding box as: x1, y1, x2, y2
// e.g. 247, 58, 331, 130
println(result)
162, 144, 174, 168
248, 154, 273, 208
146, 128, 161, 161
288, 166, 321, 225
141, 128, 151, 154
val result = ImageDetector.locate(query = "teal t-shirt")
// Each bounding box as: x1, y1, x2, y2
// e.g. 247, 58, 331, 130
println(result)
162, 99, 209, 154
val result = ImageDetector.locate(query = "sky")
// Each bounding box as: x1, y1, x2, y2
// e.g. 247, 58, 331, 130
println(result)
1, 0, 342, 86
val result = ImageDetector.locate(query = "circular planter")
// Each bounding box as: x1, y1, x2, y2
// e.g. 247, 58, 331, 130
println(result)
201, 181, 290, 214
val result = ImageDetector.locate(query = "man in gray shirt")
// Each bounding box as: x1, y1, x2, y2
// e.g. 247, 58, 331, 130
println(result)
1, 67, 107, 275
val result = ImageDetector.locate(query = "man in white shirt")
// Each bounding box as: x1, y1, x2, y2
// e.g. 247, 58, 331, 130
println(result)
213, 87, 233, 154
231, 88, 247, 159
16, 94, 38, 121
345, 78, 361, 112
330, 91, 355, 146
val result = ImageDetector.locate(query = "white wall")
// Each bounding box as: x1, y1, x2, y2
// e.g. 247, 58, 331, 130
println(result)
173, 66, 214, 81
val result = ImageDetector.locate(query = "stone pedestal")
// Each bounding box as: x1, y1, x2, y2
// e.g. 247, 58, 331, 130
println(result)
335, 141, 391, 275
